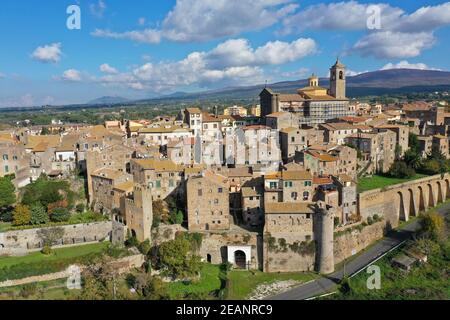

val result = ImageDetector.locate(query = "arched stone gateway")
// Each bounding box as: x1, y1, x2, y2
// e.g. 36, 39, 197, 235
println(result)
234, 251, 247, 269
227, 245, 252, 270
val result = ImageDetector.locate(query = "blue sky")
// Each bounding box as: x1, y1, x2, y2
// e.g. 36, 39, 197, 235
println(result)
1, 0, 450, 107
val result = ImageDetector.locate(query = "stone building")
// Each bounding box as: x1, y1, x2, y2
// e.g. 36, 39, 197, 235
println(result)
86, 144, 135, 205
279, 127, 324, 162
260, 60, 354, 125
124, 184, 153, 242
186, 171, 230, 232
91, 168, 132, 213
345, 130, 396, 174
130, 158, 184, 201
0, 133, 31, 187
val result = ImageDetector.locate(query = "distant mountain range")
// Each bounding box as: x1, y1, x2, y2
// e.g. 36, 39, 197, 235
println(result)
87, 69, 450, 106
87, 96, 130, 105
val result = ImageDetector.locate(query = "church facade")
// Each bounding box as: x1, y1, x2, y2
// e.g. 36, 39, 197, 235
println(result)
260, 60, 355, 126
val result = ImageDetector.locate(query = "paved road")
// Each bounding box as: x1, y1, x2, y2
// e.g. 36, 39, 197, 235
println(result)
268, 203, 450, 300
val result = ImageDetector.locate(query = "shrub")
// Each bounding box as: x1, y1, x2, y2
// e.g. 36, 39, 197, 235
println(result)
50, 207, 70, 222
0, 210, 13, 223
138, 240, 152, 256
41, 245, 53, 255
20, 283, 37, 298
76, 203, 85, 213
388, 161, 415, 178
373, 214, 380, 222
169, 209, 184, 225
30, 204, 49, 225
367, 216, 374, 225
13, 204, 31, 226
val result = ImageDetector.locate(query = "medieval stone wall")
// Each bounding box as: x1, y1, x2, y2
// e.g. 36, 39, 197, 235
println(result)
334, 221, 385, 265
0, 221, 112, 251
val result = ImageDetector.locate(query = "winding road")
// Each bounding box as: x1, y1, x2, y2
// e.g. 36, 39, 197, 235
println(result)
268, 202, 450, 300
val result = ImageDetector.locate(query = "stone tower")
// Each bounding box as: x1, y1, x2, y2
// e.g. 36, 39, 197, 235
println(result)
125, 184, 153, 242
315, 201, 335, 274
329, 59, 346, 99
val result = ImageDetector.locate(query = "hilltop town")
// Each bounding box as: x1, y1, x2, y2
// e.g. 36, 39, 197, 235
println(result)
1, 60, 450, 299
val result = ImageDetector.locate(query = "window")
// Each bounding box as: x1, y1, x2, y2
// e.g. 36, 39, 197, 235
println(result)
285, 181, 293, 188
2, 155, 8, 161
4, 165, 9, 173
304, 181, 312, 187
155, 181, 161, 189
218, 188, 223, 193
214, 199, 219, 205
303, 191, 309, 200
198, 189, 203, 196
291, 192, 298, 200
269, 182, 278, 189
169, 180, 174, 187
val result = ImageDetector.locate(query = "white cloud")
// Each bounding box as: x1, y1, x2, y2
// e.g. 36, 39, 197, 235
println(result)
204, 38, 317, 69
95, 37, 315, 92
92, 0, 298, 43
31, 43, 62, 63
353, 31, 435, 59
61, 69, 82, 82
162, 0, 297, 42
380, 60, 441, 71
100, 63, 118, 74
92, 28, 162, 44
280, 1, 403, 33
279, 1, 450, 59
90, 0, 107, 18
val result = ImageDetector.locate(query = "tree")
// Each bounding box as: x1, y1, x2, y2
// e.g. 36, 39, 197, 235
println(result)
409, 133, 420, 154
388, 161, 415, 178
50, 207, 70, 222
30, 204, 49, 225
158, 236, 202, 279
421, 159, 442, 175
169, 209, 184, 225
40, 127, 51, 135
404, 149, 422, 170
13, 204, 31, 226
0, 177, 16, 208
134, 273, 169, 300
421, 212, 445, 240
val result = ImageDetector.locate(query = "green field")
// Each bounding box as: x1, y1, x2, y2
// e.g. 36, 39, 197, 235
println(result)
166, 264, 223, 299
358, 174, 428, 193
0, 242, 108, 269
226, 270, 318, 300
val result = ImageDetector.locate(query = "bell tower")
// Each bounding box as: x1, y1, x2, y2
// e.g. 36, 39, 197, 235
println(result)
329, 59, 346, 99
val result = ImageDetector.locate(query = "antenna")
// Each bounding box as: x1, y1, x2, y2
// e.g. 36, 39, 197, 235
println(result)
264, 80, 268, 88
